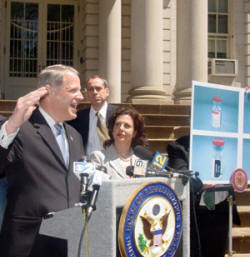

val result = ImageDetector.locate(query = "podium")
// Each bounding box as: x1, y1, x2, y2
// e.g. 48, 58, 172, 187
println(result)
39, 177, 190, 257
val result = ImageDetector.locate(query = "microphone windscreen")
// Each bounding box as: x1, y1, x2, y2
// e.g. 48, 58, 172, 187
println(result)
92, 171, 103, 186
73, 161, 95, 180
126, 166, 134, 177
134, 145, 154, 161
88, 171, 110, 190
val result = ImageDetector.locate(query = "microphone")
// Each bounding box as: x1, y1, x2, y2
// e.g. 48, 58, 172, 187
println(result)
80, 173, 89, 204
73, 156, 95, 181
126, 165, 134, 177
134, 145, 194, 186
134, 145, 154, 161
86, 171, 103, 222
134, 145, 194, 176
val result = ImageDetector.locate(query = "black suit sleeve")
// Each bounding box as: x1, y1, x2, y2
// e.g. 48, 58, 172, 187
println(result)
167, 137, 189, 170
0, 116, 9, 177
167, 136, 203, 194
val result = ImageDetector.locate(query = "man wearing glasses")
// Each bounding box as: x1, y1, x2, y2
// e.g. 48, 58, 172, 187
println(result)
69, 75, 117, 156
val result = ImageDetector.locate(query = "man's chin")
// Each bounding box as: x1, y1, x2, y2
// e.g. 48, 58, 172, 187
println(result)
66, 112, 77, 121
94, 99, 103, 104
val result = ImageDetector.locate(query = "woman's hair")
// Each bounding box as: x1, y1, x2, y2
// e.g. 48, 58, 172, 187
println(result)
104, 106, 147, 148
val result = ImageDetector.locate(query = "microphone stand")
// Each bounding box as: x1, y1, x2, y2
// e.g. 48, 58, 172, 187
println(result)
164, 165, 195, 186
76, 173, 91, 257
77, 169, 104, 257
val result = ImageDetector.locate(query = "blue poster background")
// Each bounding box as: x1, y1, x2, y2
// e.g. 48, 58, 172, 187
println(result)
191, 82, 250, 183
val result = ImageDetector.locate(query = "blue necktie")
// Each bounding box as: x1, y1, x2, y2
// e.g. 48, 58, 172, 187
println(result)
54, 124, 69, 167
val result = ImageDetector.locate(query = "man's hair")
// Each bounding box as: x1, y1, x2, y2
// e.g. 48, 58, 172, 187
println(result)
104, 106, 147, 148
37, 64, 79, 88
85, 75, 108, 89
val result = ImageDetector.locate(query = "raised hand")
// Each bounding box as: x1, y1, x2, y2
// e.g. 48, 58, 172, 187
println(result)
6, 87, 48, 134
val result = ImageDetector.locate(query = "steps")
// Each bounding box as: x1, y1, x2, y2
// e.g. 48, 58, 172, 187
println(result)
130, 104, 190, 153
144, 115, 190, 153
230, 189, 250, 255
0, 100, 16, 116
0, 101, 191, 153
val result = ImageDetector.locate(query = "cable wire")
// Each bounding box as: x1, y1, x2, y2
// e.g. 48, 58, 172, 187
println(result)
77, 208, 89, 257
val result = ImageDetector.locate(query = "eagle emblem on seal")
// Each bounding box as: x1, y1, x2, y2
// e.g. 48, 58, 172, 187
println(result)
135, 202, 175, 257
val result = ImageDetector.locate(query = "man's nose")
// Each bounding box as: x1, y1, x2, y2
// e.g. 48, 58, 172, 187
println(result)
77, 91, 84, 101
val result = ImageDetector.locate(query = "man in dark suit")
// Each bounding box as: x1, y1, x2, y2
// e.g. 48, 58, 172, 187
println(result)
0, 65, 84, 257
69, 75, 117, 156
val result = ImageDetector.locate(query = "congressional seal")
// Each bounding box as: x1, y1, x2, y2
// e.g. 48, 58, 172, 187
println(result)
118, 181, 182, 257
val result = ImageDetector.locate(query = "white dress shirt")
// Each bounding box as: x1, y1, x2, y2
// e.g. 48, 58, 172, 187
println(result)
0, 123, 19, 149
86, 101, 108, 156
39, 107, 69, 165
0, 107, 69, 159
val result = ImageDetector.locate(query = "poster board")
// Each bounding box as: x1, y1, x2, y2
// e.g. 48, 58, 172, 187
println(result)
190, 80, 250, 183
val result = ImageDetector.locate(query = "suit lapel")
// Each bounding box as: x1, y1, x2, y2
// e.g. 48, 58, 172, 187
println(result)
64, 123, 76, 172
106, 104, 113, 125
30, 109, 66, 169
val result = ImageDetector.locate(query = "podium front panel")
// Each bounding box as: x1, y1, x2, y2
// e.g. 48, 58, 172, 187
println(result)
40, 177, 190, 257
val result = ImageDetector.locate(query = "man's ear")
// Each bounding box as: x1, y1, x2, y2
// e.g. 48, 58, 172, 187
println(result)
105, 87, 110, 97
45, 84, 52, 93
46, 84, 57, 96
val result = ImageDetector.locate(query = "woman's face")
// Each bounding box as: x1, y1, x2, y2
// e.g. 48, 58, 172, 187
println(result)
112, 114, 136, 146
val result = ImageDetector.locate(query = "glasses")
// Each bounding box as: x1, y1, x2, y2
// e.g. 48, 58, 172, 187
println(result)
86, 86, 105, 93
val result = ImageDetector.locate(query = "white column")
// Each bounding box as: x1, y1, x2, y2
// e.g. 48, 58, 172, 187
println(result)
99, 0, 121, 103
128, 0, 169, 104
175, 0, 208, 103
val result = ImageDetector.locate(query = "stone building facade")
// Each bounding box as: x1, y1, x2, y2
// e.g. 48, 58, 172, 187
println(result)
0, 0, 249, 104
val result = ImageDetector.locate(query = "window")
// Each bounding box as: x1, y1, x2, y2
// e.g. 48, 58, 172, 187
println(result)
9, 2, 75, 78
208, 0, 230, 59
46, 4, 74, 67
9, 2, 39, 77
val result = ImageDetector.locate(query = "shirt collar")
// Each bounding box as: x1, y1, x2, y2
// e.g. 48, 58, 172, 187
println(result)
39, 106, 63, 128
90, 101, 108, 120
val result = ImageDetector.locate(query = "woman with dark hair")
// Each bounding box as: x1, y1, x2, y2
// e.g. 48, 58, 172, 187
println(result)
90, 106, 147, 179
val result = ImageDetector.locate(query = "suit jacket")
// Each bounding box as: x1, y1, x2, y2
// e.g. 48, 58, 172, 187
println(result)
0, 115, 8, 178
68, 103, 117, 149
90, 144, 140, 179
0, 109, 84, 257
